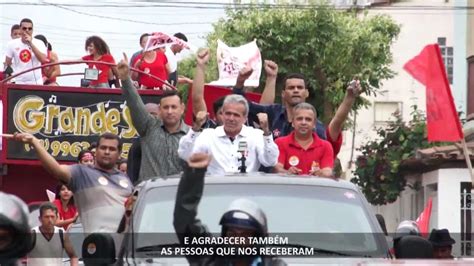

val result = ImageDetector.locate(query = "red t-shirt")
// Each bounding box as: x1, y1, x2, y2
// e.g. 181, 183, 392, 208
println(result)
275, 131, 334, 175
135, 51, 168, 89
82, 54, 115, 86
326, 128, 343, 158
53, 199, 78, 230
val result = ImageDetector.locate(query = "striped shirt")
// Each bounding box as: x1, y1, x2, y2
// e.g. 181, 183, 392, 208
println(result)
121, 78, 189, 182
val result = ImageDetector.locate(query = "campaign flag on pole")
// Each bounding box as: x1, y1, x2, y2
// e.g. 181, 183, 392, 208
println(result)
415, 197, 433, 237
144, 32, 190, 52
209, 39, 262, 87
403, 44, 463, 142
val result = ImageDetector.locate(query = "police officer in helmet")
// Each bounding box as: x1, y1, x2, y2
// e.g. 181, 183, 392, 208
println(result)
174, 153, 285, 265
0, 192, 34, 265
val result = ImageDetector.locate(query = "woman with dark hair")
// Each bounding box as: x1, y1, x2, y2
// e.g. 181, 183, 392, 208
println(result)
82, 35, 119, 88
52, 184, 78, 230
78, 150, 94, 165
34, 34, 60, 86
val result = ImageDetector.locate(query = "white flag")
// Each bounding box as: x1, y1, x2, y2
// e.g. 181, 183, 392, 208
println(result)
210, 39, 262, 87
46, 189, 56, 202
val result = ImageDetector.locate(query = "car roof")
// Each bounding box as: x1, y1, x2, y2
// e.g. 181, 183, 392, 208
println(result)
136, 173, 360, 191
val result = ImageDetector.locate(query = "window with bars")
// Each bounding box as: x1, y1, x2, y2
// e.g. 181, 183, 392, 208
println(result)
438, 37, 454, 84
373, 101, 402, 124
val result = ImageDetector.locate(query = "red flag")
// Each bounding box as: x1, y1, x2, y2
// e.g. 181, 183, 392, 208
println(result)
184, 85, 261, 125
415, 197, 433, 237
403, 44, 463, 142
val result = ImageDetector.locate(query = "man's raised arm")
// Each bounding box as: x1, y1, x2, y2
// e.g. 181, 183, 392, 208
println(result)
260, 60, 278, 104
116, 53, 156, 136
173, 153, 213, 240
8, 133, 72, 184
192, 49, 210, 115
328, 80, 361, 141
232, 67, 271, 116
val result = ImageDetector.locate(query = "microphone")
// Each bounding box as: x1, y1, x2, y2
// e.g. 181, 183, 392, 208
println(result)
237, 140, 247, 173
237, 140, 247, 154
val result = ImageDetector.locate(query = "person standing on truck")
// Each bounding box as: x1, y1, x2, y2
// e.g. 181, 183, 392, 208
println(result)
4, 18, 48, 85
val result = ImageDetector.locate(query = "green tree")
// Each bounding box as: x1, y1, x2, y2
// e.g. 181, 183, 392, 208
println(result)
179, 4, 400, 123
351, 106, 447, 205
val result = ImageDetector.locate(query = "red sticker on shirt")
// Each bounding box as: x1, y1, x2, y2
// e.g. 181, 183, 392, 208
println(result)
19, 49, 32, 63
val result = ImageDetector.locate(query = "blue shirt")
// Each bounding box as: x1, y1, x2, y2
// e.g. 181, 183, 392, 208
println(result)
232, 87, 327, 140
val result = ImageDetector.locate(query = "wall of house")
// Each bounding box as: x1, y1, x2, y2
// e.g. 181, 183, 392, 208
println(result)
421, 168, 473, 257
453, 0, 468, 114
434, 168, 472, 232
339, 0, 456, 177
372, 174, 424, 232
469, 0, 474, 57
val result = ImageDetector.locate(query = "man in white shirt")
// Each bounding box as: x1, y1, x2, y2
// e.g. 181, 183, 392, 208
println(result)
4, 18, 47, 85
27, 202, 78, 266
165, 32, 192, 86
178, 94, 279, 175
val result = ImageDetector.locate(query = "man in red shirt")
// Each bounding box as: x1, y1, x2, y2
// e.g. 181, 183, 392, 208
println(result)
275, 102, 334, 177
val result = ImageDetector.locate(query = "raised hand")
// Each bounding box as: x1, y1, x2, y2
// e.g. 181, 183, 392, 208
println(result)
347, 79, 361, 98
116, 52, 130, 80
193, 111, 208, 131
264, 60, 278, 77
187, 153, 212, 169
256, 113, 270, 136
236, 66, 253, 87
196, 48, 210, 67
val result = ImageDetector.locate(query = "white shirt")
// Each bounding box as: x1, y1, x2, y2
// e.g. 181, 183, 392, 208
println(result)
180, 125, 279, 175
5, 38, 46, 85
165, 46, 178, 73
27, 226, 64, 266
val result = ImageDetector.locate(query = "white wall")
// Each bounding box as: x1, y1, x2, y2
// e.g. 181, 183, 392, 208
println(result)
372, 174, 423, 232
436, 168, 472, 232
340, 0, 455, 176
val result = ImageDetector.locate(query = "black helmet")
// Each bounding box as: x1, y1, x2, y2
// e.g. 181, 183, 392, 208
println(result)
219, 198, 267, 237
0, 192, 33, 261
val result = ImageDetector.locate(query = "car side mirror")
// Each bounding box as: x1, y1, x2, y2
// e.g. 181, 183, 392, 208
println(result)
82, 233, 116, 265
375, 214, 388, 236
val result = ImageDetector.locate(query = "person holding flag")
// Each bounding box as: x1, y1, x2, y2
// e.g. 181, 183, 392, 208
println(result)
131, 42, 170, 90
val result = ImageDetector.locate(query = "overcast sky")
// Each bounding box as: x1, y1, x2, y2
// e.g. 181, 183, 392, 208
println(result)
0, 0, 229, 85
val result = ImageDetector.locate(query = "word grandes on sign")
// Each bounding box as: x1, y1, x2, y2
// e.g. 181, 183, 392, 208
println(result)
14, 96, 136, 137
4, 86, 161, 162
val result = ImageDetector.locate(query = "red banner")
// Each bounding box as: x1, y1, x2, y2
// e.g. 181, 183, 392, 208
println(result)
403, 44, 463, 142
415, 197, 433, 237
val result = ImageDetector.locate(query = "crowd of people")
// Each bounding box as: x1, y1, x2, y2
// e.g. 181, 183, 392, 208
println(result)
2, 18, 190, 89
0, 17, 461, 264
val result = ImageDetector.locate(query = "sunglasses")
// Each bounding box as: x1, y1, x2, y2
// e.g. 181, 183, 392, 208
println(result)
22, 27, 33, 31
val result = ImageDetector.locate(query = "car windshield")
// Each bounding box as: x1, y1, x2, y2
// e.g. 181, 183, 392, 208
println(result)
135, 183, 382, 256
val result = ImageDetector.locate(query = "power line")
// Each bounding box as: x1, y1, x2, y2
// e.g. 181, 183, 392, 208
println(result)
0, 17, 211, 36
40, 2, 215, 25
2, 1, 474, 10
